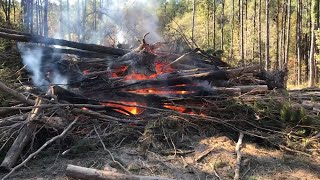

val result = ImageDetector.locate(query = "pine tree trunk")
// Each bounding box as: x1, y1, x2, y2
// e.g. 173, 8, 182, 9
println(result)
265, 0, 270, 70
275, 0, 280, 69
82, 0, 87, 42
244, 0, 248, 59
43, 0, 48, 38
8, 0, 11, 25
67, 0, 71, 40
13, 0, 16, 23
309, 23, 316, 87
29, 0, 33, 33
252, 0, 257, 62
77, 0, 81, 41
59, 0, 63, 38
281, 2, 287, 69
297, 0, 302, 85
35, 0, 39, 35
94, 0, 97, 31
212, 0, 216, 50
258, 0, 262, 66
285, 0, 292, 65
230, 0, 235, 60
206, 2, 210, 48
191, 0, 196, 47
220, 0, 224, 51
240, 0, 244, 66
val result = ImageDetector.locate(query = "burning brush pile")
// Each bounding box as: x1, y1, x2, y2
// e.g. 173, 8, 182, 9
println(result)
0, 31, 319, 179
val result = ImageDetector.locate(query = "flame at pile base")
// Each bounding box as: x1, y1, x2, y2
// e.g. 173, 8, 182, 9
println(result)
101, 101, 146, 116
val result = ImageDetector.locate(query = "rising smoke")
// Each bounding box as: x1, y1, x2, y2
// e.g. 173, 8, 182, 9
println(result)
18, 43, 68, 91
19, 0, 162, 91
57, 0, 162, 46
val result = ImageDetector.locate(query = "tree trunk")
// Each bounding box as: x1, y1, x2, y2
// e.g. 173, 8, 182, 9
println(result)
43, 0, 48, 37
29, 0, 34, 33
35, 0, 39, 34
265, 0, 270, 70
244, 0, 248, 59
59, 0, 63, 38
220, 0, 224, 51
258, 0, 262, 66
297, 0, 302, 85
67, 0, 71, 40
39, 0, 43, 36
252, 0, 257, 62
309, 23, 316, 87
206, 2, 210, 48
82, 0, 87, 42
212, 0, 216, 50
308, 0, 319, 87
191, 0, 196, 48
94, 0, 97, 31
13, 0, 16, 23
275, 0, 280, 69
240, 0, 244, 66
230, 0, 235, 60
8, 0, 11, 25
285, 0, 292, 65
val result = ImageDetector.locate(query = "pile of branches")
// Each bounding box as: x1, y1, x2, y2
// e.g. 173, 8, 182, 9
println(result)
0, 28, 319, 179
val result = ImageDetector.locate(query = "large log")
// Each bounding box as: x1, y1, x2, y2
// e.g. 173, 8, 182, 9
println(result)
66, 164, 175, 180
0, 97, 43, 171
233, 85, 269, 93
23, 44, 115, 58
0, 29, 129, 56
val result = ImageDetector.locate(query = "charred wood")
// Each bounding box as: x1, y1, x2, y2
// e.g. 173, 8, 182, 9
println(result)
0, 29, 129, 56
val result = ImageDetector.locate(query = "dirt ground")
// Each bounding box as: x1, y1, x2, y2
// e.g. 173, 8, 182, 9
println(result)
1, 135, 319, 180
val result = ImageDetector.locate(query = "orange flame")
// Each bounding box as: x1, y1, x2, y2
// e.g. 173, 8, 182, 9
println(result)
128, 88, 192, 95
112, 61, 174, 81
101, 101, 146, 116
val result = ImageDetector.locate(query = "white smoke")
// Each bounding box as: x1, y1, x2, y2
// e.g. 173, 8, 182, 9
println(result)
18, 43, 68, 91
107, 0, 162, 45
55, 0, 162, 46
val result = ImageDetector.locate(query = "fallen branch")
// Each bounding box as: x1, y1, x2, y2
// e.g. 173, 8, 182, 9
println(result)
65, 164, 175, 180
1, 117, 79, 180
0, 81, 34, 105
162, 48, 198, 70
0, 97, 43, 170
234, 132, 244, 180
195, 146, 216, 162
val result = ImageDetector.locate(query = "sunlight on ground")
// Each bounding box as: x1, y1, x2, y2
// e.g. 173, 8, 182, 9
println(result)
287, 83, 320, 90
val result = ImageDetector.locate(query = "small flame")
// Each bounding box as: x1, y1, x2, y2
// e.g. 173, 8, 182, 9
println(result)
164, 105, 187, 113
83, 70, 90, 75
101, 101, 145, 116
128, 88, 193, 95
112, 61, 174, 80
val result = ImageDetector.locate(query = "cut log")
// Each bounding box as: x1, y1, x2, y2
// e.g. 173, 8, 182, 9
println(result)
212, 87, 242, 96
66, 164, 175, 180
0, 29, 129, 56
233, 85, 269, 93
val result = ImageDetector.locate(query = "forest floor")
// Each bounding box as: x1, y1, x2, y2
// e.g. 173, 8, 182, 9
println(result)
0, 135, 319, 180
